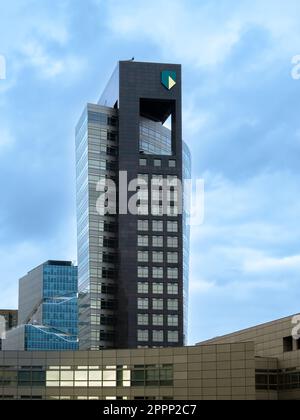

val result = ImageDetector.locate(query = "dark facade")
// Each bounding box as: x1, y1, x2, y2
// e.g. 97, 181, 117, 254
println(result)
76, 61, 190, 350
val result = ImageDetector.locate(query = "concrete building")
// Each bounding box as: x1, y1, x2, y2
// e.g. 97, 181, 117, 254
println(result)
1, 314, 299, 400
198, 313, 300, 400
3, 261, 78, 351
0, 310, 18, 350
0, 344, 255, 400
76, 61, 191, 350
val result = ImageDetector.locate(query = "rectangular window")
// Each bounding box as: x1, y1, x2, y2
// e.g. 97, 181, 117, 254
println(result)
153, 236, 163, 247
153, 299, 164, 311
167, 237, 178, 248
168, 315, 178, 327
138, 282, 149, 294
167, 252, 178, 264
153, 252, 164, 263
167, 268, 178, 279
167, 221, 178, 233
138, 266, 149, 278
168, 331, 178, 343
139, 158, 147, 167
167, 283, 178, 295
138, 314, 149, 326
152, 220, 163, 232
138, 220, 149, 231
138, 235, 149, 247
169, 160, 176, 168
154, 159, 162, 168
152, 283, 164, 295
138, 298, 149, 310
153, 267, 163, 279
153, 330, 164, 342
168, 299, 178, 311
283, 336, 293, 352
153, 314, 164, 326
138, 330, 149, 342
138, 251, 149, 263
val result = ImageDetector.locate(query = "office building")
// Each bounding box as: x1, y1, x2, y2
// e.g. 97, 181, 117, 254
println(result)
2, 261, 78, 351
76, 61, 191, 350
0, 310, 18, 350
1, 314, 300, 400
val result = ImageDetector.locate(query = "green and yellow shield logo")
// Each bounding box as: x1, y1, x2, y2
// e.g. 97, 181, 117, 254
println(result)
161, 70, 177, 90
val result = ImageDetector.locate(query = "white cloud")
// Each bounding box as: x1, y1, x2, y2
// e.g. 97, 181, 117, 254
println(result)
244, 254, 300, 272
0, 128, 14, 154
21, 40, 86, 80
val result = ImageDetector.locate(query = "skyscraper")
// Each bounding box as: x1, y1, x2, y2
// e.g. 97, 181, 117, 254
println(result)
3, 261, 78, 351
76, 61, 191, 350
0, 310, 18, 350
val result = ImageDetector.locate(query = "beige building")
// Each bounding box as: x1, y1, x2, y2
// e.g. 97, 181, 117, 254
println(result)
0, 344, 255, 400
199, 313, 300, 400
0, 313, 299, 400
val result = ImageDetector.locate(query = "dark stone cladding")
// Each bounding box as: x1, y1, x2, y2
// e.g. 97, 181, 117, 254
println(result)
116, 61, 184, 349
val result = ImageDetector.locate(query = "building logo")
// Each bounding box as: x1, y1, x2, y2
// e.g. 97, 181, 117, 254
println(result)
161, 70, 177, 90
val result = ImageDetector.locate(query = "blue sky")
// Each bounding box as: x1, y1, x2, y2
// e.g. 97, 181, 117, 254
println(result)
0, 0, 300, 344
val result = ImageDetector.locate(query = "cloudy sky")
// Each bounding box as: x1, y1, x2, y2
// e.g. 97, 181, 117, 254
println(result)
0, 0, 300, 344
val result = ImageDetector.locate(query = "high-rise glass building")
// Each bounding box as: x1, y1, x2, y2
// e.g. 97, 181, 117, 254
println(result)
76, 61, 191, 350
2, 261, 78, 351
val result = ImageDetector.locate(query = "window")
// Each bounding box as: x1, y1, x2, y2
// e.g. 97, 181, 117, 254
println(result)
168, 315, 178, 327
153, 252, 163, 263
168, 299, 178, 311
153, 314, 164, 326
153, 299, 164, 310
138, 220, 149, 231
138, 251, 149, 263
167, 252, 178, 264
138, 314, 149, 326
168, 331, 178, 343
138, 330, 149, 342
167, 221, 178, 233
153, 267, 163, 279
152, 283, 163, 294
138, 266, 149, 278
152, 220, 163, 232
138, 235, 148, 247
139, 158, 147, 167
154, 159, 162, 168
169, 160, 176, 168
283, 336, 293, 352
167, 283, 178, 295
138, 282, 149, 294
167, 268, 178, 279
167, 237, 178, 248
138, 298, 149, 310
153, 330, 164, 343
153, 236, 163, 247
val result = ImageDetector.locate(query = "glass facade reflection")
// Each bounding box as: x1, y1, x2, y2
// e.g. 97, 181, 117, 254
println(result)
3, 261, 78, 351
76, 104, 118, 350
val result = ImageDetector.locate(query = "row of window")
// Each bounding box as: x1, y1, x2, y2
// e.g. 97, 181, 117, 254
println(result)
138, 220, 178, 233
138, 266, 178, 279
138, 314, 178, 327
137, 298, 178, 311
139, 158, 176, 169
137, 330, 178, 343
138, 235, 179, 250
138, 282, 178, 295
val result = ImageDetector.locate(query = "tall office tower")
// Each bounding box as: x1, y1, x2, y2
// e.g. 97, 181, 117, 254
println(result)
76, 61, 191, 350
2, 261, 78, 351
0, 310, 18, 350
